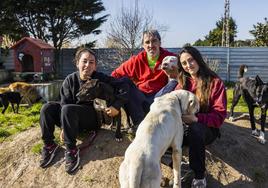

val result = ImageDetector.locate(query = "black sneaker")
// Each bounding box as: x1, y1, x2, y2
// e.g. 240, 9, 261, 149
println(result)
39, 144, 59, 168
65, 148, 80, 174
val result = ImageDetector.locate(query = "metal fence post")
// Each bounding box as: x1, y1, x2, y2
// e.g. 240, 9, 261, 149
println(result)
227, 47, 230, 82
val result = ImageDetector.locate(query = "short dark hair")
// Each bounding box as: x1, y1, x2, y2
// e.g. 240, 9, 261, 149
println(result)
73, 47, 97, 65
142, 30, 161, 44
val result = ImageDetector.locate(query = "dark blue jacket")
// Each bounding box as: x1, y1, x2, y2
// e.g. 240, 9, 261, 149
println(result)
60, 71, 129, 110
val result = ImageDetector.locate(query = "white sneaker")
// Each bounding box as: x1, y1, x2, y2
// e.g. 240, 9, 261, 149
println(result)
258, 131, 266, 144
251, 129, 259, 137
191, 178, 207, 188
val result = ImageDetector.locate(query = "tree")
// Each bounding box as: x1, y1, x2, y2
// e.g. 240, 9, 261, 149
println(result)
105, 0, 167, 62
233, 39, 253, 47
193, 17, 237, 46
250, 17, 268, 47
0, 0, 108, 50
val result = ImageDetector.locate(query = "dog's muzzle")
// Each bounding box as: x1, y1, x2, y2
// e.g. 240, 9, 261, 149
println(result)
93, 98, 107, 111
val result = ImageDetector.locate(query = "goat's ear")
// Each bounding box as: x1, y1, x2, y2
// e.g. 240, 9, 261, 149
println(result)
188, 99, 195, 109
91, 79, 99, 87
188, 98, 199, 113
255, 75, 264, 86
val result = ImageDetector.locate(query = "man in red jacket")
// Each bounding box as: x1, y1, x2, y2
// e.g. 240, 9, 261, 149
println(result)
111, 30, 175, 131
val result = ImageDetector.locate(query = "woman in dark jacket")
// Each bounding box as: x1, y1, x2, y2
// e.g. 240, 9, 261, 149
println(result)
39, 48, 129, 174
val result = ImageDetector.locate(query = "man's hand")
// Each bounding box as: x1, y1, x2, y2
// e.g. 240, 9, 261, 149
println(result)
182, 114, 198, 124
105, 106, 119, 117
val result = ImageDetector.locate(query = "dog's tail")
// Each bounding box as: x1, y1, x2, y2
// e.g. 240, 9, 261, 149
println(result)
238, 64, 248, 79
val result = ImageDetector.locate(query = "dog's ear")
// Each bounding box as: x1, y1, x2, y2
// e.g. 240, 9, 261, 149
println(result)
84, 79, 99, 87
255, 75, 264, 86
91, 79, 99, 87
188, 98, 199, 114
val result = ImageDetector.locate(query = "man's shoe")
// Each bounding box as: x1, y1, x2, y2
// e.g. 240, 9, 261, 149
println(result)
191, 178, 207, 188
39, 144, 59, 168
65, 148, 80, 174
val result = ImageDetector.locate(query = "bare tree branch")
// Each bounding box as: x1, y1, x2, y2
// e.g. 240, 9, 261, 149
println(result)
105, 0, 168, 62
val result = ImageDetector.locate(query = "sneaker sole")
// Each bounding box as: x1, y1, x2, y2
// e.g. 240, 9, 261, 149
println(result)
41, 145, 59, 168
66, 149, 80, 173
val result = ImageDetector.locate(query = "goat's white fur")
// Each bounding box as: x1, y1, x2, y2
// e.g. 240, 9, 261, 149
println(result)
119, 90, 199, 188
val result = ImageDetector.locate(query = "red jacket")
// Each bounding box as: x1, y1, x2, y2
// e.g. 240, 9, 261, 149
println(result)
175, 77, 227, 128
111, 48, 176, 94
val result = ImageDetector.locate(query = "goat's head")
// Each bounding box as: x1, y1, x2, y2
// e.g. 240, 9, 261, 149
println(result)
76, 79, 114, 102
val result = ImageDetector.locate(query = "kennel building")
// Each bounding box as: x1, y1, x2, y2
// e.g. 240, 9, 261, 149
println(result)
11, 37, 55, 81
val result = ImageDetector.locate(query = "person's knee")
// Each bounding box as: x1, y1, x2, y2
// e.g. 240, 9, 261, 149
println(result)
189, 122, 205, 142
61, 105, 74, 116
120, 76, 134, 85
40, 102, 59, 114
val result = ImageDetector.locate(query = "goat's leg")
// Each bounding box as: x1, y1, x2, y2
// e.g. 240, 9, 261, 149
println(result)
172, 147, 182, 188
123, 106, 132, 128
115, 112, 122, 142
16, 103, 20, 113
229, 87, 241, 121
11, 103, 16, 113
96, 111, 103, 128
258, 106, 267, 144
248, 105, 256, 131
260, 106, 267, 133
2, 104, 8, 114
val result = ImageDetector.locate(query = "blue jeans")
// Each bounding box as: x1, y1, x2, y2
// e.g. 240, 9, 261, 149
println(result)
154, 79, 178, 98
120, 77, 155, 125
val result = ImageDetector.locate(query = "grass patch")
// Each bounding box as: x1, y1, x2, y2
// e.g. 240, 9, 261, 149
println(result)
0, 103, 42, 142
31, 142, 43, 154
0, 88, 261, 143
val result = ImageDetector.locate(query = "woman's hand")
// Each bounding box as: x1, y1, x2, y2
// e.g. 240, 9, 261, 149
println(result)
105, 106, 119, 117
182, 114, 198, 124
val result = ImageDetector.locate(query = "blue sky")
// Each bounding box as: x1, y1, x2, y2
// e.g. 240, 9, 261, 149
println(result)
78, 0, 268, 48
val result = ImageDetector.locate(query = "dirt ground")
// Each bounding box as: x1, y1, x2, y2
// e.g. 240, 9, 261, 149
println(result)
0, 113, 267, 188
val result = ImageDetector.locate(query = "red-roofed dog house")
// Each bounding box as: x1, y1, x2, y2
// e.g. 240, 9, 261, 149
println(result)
11, 37, 55, 81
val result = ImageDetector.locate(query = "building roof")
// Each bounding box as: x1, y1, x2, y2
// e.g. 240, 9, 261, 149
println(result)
11, 37, 55, 50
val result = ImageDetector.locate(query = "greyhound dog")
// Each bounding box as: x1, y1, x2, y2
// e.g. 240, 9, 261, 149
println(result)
229, 64, 267, 144
76, 79, 131, 142
0, 91, 22, 114
119, 90, 199, 188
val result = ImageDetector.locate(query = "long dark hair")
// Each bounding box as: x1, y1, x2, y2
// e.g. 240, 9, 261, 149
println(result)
177, 46, 218, 112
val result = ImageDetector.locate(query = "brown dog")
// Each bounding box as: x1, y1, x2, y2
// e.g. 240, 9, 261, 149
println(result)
0, 87, 11, 94
8, 82, 42, 106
